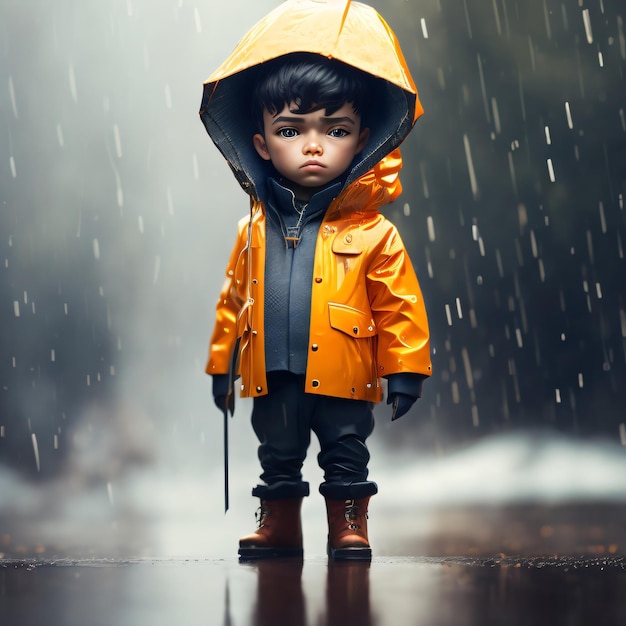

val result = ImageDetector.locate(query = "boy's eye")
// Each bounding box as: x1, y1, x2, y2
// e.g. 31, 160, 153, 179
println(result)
328, 128, 349, 138
277, 128, 298, 138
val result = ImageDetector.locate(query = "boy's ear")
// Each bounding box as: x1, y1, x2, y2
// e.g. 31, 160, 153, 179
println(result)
356, 127, 370, 154
253, 133, 272, 161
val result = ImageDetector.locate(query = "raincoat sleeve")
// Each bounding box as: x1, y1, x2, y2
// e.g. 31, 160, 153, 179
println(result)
366, 225, 432, 378
205, 217, 248, 376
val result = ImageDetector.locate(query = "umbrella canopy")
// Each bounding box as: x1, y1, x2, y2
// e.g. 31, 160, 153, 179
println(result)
199, 0, 423, 199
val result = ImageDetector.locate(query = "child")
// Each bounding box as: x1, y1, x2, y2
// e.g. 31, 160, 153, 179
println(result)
200, 0, 431, 561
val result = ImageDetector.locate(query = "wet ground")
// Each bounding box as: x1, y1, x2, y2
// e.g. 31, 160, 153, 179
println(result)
3, 503, 626, 625
2, 554, 626, 625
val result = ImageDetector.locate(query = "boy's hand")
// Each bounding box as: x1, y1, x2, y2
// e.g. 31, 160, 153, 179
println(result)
388, 393, 416, 421
212, 374, 230, 413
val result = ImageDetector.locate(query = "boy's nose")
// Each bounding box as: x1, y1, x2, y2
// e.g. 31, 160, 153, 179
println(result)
303, 137, 323, 155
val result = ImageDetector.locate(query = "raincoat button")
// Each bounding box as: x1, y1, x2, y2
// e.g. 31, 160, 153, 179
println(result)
344, 233, 353, 244
315, 277, 323, 283
256, 386, 263, 393
353, 326, 359, 334
311, 344, 319, 351
312, 380, 320, 387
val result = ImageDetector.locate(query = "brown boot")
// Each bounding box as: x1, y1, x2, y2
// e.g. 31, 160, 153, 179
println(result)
238, 498, 304, 559
325, 497, 372, 561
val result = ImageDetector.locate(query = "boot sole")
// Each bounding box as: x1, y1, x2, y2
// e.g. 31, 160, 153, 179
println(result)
327, 545, 372, 561
238, 546, 303, 560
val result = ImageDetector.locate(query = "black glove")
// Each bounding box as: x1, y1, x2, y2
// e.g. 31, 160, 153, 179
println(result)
387, 393, 416, 421
212, 374, 230, 413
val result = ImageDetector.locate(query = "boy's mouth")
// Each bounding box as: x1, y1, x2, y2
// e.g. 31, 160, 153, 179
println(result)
301, 160, 325, 169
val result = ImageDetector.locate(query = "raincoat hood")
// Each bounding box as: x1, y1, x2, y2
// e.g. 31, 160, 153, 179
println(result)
199, 0, 423, 202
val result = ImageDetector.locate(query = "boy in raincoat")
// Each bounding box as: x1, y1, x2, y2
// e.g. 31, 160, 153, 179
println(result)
201, 0, 431, 560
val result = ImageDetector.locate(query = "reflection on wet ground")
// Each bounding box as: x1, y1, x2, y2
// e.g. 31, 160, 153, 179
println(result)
2, 555, 626, 626
3, 503, 626, 625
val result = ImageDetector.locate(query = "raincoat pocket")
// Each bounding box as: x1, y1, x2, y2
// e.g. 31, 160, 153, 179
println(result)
328, 303, 377, 338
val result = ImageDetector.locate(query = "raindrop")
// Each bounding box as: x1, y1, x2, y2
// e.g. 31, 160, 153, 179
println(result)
56, 123, 64, 147
463, 135, 478, 199
138, 215, 144, 234
596, 283, 603, 299
445, 304, 452, 326
547, 158, 556, 182
491, 97, 501, 133
194, 7, 203, 33
471, 405, 479, 427
462, 0, 473, 38
93, 238, 100, 259
403, 202, 410, 216
544, 125, 552, 145
424, 247, 433, 279
508, 152, 517, 195
50, 349, 56, 362
515, 328, 523, 348
543, 0, 552, 39
461, 348, 473, 389
113, 124, 123, 158
598, 202, 607, 234
32, 433, 40, 472
13, 301, 20, 317
620, 423, 626, 446
165, 83, 172, 109
456, 297, 463, 319
0, 426, 4, 437
8, 75, 18, 118
54, 435, 59, 450
538, 258, 545, 282
495, 249, 504, 277
69, 63, 78, 102
9, 155, 16, 178
491, 0, 502, 36
565, 101, 574, 129
555, 388, 562, 403
476, 55, 490, 124
107, 482, 114, 505
618, 16, 625, 60
578, 373, 584, 388
582, 8, 593, 44
451, 381, 460, 404
419, 162, 430, 198
528, 35, 536, 71
427, 215, 435, 242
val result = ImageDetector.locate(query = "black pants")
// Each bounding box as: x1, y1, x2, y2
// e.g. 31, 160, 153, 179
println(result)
250, 371, 378, 501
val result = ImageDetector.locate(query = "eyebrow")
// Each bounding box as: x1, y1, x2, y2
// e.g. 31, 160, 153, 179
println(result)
271, 115, 356, 126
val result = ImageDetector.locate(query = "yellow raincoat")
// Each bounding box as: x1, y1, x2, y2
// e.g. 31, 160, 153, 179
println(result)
201, 0, 431, 403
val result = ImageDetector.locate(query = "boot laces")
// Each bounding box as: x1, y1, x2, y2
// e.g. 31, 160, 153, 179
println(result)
344, 499, 367, 531
255, 503, 270, 528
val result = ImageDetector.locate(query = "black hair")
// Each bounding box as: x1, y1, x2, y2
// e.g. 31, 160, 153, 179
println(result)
251, 53, 373, 133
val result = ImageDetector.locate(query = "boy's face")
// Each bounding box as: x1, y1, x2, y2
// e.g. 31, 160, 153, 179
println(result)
253, 102, 369, 198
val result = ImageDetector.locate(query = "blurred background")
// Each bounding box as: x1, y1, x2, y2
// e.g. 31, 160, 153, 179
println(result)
0, 0, 625, 558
